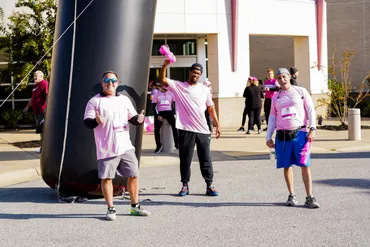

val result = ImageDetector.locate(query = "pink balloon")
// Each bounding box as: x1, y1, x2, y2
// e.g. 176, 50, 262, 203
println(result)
146, 124, 154, 132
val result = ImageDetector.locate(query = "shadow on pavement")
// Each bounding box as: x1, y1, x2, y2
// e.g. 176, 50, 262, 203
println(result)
315, 178, 370, 190
0, 213, 102, 220
311, 152, 370, 159
0, 187, 57, 203
213, 151, 370, 161
142, 149, 369, 161
0, 151, 39, 161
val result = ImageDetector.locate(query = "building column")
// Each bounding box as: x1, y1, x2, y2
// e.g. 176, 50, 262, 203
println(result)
197, 37, 207, 83
294, 36, 311, 90
206, 34, 219, 96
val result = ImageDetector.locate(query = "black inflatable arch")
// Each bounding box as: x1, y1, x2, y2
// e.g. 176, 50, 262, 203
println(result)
41, 0, 157, 197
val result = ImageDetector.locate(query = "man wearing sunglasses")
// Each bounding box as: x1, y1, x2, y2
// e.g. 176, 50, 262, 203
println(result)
84, 71, 150, 221
158, 60, 221, 197
265, 68, 320, 209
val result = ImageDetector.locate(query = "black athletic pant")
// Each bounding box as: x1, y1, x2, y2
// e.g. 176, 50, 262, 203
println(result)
178, 129, 213, 186
205, 109, 213, 132
154, 111, 179, 147
241, 106, 248, 126
264, 98, 272, 125
247, 108, 261, 131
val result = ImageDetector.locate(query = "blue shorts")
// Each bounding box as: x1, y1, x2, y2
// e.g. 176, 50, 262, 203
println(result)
275, 130, 310, 169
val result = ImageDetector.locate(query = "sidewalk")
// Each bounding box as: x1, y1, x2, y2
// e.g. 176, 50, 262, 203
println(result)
1, 122, 370, 187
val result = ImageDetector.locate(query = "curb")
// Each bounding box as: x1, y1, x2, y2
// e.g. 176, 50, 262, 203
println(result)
0, 156, 179, 188
0, 167, 41, 187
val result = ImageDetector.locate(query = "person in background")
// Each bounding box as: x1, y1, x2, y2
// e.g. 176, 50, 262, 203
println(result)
203, 80, 213, 132
237, 79, 252, 132
152, 83, 178, 153
263, 68, 280, 131
289, 67, 299, 86
23, 70, 49, 154
150, 81, 159, 100
244, 77, 264, 134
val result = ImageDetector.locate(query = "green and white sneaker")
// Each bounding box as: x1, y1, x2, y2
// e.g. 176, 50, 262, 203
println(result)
106, 207, 116, 221
130, 205, 151, 216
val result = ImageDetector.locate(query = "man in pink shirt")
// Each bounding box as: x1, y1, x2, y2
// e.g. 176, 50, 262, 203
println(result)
23, 70, 49, 154
159, 60, 221, 197
152, 84, 178, 153
266, 68, 320, 209
84, 71, 150, 220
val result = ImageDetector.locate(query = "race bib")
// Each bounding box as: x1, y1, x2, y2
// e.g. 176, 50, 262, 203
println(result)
160, 99, 170, 105
113, 117, 128, 132
113, 124, 128, 132
281, 107, 297, 120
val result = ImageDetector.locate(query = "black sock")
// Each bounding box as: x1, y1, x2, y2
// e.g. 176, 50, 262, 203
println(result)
131, 203, 139, 208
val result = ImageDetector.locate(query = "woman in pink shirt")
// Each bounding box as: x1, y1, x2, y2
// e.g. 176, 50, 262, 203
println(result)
152, 84, 178, 153
263, 68, 280, 131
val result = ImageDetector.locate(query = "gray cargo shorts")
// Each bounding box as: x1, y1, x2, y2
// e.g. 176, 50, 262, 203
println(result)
97, 149, 139, 179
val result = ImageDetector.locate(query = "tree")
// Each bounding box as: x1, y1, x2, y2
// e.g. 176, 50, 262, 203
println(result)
0, 0, 57, 88
317, 50, 370, 125
0, 7, 4, 29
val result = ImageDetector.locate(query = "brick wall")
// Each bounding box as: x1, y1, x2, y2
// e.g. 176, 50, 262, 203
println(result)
250, 36, 294, 80
326, 0, 370, 88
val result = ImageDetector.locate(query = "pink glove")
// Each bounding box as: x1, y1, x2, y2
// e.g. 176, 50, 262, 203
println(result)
159, 45, 176, 63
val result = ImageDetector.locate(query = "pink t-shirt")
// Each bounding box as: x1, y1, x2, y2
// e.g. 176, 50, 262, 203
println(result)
165, 79, 214, 134
84, 94, 137, 160
152, 91, 175, 112
270, 86, 315, 131
151, 89, 159, 99
264, 79, 280, 99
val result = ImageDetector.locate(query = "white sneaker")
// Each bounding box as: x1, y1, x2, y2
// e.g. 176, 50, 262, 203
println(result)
36, 148, 42, 154
106, 207, 116, 221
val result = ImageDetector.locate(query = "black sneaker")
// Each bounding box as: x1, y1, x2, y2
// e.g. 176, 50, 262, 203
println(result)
285, 194, 298, 206
154, 145, 163, 153
237, 127, 245, 131
246, 130, 251, 134
178, 186, 189, 196
305, 195, 320, 208
206, 185, 219, 196
263, 127, 268, 131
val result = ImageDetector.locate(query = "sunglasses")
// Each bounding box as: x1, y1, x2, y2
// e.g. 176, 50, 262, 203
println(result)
103, 78, 119, 84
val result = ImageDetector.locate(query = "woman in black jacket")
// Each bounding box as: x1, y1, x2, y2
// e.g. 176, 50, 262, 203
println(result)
244, 77, 264, 134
